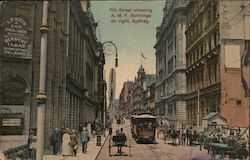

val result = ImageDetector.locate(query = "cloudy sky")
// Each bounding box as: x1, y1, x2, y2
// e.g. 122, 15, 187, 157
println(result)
91, 1, 165, 98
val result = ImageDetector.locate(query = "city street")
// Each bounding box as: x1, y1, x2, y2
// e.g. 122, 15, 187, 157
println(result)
0, 1, 249, 160
96, 120, 210, 160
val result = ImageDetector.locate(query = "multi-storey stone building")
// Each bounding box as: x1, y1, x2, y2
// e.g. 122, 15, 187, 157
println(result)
132, 66, 146, 113
81, 1, 100, 123
131, 65, 156, 114
0, 1, 104, 150
142, 75, 156, 112
155, 0, 187, 126
185, 0, 249, 127
119, 81, 133, 116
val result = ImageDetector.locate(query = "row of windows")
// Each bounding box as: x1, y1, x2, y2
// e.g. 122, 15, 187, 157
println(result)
186, 3, 218, 48
186, 30, 219, 68
186, 95, 220, 124
69, 13, 85, 85
187, 62, 218, 93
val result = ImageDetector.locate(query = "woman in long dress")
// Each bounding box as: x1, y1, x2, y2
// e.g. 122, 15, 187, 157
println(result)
62, 128, 72, 156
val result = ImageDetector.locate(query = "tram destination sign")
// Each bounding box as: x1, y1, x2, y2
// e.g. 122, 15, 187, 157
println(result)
3, 16, 31, 57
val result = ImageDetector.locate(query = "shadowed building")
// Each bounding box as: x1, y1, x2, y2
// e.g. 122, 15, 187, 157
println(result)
185, 0, 249, 127
0, 1, 104, 150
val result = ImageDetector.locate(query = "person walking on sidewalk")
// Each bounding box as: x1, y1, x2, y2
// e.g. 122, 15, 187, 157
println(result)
80, 127, 90, 154
62, 128, 72, 156
70, 129, 78, 156
50, 128, 60, 155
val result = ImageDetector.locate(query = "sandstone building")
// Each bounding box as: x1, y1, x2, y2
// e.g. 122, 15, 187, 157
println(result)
155, 0, 188, 126
185, 0, 249, 127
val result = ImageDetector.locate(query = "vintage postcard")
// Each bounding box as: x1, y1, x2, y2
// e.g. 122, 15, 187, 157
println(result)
0, 0, 249, 160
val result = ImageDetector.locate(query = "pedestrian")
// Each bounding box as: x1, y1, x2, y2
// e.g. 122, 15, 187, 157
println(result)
62, 128, 72, 156
59, 126, 65, 151
70, 129, 78, 156
108, 120, 113, 136
87, 122, 92, 139
198, 131, 205, 151
27, 131, 34, 158
50, 128, 60, 155
80, 127, 90, 154
91, 121, 96, 134
78, 124, 83, 134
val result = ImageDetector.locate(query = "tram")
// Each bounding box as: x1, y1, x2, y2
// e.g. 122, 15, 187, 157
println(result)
131, 113, 156, 142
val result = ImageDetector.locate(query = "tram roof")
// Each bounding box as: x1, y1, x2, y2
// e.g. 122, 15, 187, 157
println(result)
133, 114, 156, 119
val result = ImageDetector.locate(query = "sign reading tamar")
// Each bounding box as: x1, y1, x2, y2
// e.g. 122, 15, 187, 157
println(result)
3, 16, 31, 58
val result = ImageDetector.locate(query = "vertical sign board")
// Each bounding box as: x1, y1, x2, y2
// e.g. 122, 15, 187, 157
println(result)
3, 16, 31, 58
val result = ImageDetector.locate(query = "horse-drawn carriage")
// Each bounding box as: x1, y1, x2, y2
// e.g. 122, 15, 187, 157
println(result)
207, 137, 249, 160
202, 127, 249, 160
108, 133, 131, 156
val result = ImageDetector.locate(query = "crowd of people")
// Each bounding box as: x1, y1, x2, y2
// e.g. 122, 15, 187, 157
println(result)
49, 121, 104, 157
157, 123, 249, 156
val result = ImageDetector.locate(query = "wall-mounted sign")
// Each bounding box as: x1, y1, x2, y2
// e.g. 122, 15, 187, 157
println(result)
2, 118, 21, 126
2, 79, 25, 105
3, 16, 31, 57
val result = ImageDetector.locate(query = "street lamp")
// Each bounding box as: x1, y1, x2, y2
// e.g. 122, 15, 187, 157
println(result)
101, 41, 118, 129
102, 41, 118, 67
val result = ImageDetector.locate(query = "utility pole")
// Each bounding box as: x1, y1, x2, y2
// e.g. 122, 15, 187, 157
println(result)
197, 89, 200, 127
36, 1, 49, 160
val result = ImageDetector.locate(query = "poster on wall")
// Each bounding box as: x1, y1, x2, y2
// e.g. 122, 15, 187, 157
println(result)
3, 15, 32, 58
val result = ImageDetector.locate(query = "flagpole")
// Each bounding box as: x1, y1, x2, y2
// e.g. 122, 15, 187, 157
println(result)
141, 53, 142, 66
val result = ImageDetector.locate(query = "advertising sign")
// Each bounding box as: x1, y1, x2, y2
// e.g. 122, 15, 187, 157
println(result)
2, 118, 21, 126
3, 16, 31, 57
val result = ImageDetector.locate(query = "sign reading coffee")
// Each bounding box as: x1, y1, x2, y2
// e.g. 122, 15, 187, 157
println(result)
3, 16, 30, 57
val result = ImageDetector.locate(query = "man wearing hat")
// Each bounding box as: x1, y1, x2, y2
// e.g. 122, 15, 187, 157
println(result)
50, 128, 60, 155
80, 127, 90, 154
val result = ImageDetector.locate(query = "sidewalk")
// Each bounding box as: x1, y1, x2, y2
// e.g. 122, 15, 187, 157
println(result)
43, 133, 109, 160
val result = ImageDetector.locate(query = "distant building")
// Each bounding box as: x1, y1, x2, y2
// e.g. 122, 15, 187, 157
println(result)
131, 65, 156, 114
108, 68, 116, 118
132, 65, 145, 113
185, 0, 249, 127
149, 83, 156, 115
142, 75, 156, 112
119, 81, 133, 116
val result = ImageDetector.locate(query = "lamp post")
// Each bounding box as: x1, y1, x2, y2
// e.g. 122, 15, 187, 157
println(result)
101, 41, 118, 129
36, 1, 49, 160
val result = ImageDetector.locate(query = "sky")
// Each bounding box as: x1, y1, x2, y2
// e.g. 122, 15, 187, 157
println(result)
91, 1, 165, 98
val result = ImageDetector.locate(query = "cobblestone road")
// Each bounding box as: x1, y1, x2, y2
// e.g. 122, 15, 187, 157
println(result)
96, 120, 210, 160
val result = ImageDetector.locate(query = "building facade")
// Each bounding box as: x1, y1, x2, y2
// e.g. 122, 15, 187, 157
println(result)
119, 81, 133, 116
81, 1, 100, 123
0, 1, 104, 150
142, 74, 156, 112
185, 0, 249, 127
155, 0, 187, 126
132, 65, 145, 113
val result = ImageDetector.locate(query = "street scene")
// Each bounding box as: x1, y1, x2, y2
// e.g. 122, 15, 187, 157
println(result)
0, 0, 249, 160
